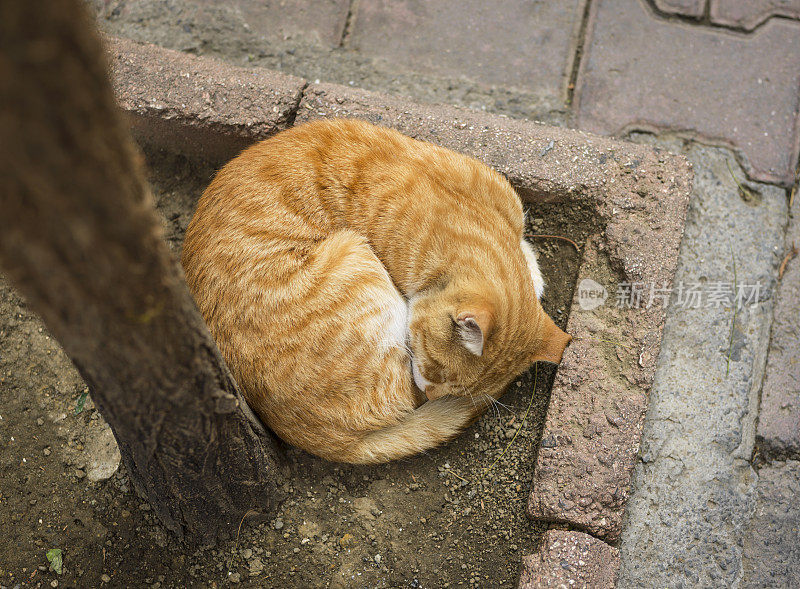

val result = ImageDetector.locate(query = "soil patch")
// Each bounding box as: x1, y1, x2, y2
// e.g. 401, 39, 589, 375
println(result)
0, 147, 586, 588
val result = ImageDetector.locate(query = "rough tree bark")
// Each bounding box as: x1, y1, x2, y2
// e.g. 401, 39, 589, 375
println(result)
0, 0, 284, 544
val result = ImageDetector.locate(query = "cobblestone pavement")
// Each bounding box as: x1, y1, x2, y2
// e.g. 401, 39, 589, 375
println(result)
91, 0, 800, 586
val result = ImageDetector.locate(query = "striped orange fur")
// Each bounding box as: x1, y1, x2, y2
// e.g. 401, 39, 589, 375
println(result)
181, 119, 570, 464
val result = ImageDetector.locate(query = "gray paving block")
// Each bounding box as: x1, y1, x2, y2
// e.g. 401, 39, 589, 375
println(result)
349, 0, 586, 109
617, 137, 788, 588
575, 0, 800, 186
92, 0, 350, 49
742, 460, 800, 588
757, 197, 800, 459
710, 0, 800, 30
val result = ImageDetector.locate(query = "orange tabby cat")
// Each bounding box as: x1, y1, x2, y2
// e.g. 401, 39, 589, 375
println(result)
181, 118, 570, 464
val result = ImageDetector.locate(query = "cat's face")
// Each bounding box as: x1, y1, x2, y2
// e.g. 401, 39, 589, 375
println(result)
407, 284, 570, 402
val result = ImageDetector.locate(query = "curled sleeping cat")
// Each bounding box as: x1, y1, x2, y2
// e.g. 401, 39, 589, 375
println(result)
181, 118, 571, 464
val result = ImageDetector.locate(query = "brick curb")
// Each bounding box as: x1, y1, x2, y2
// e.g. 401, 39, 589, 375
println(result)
107, 36, 306, 163
519, 529, 620, 588
105, 35, 693, 582
295, 80, 692, 544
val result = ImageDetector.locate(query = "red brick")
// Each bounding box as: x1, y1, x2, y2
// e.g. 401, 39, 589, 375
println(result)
654, 0, 706, 17
349, 0, 586, 108
575, 0, 800, 186
757, 198, 800, 458
710, 0, 800, 30
106, 36, 306, 162
297, 82, 692, 542
518, 530, 619, 589
742, 460, 800, 587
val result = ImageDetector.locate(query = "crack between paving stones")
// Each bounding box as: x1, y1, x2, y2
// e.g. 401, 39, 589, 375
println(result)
338, 0, 360, 48
702, 0, 712, 22
641, 0, 797, 34
540, 518, 621, 549
620, 127, 795, 188
566, 0, 593, 108
547, 520, 622, 549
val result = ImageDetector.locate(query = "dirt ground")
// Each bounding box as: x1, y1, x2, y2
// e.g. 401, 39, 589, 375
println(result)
0, 145, 590, 588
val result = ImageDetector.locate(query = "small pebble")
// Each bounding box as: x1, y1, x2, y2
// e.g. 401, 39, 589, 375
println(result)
229, 572, 241, 583
101, 574, 111, 583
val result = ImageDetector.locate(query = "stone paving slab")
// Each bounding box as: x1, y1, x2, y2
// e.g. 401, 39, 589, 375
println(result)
92, 0, 350, 49
757, 197, 800, 459
742, 460, 800, 588
349, 0, 586, 109
575, 0, 800, 186
710, 0, 800, 30
106, 36, 306, 162
297, 83, 692, 542
518, 530, 619, 589
654, 0, 706, 17
617, 136, 788, 587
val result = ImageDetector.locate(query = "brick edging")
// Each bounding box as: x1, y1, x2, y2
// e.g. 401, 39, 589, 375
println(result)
105, 35, 693, 584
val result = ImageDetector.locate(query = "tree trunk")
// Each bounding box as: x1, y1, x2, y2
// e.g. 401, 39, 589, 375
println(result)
0, 0, 284, 545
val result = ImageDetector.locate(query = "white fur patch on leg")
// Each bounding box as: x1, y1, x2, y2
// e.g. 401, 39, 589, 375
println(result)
384, 293, 409, 349
521, 239, 545, 299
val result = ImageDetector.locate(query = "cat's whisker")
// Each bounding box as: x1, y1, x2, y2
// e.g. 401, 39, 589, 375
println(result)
484, 394, 505, 420
485, 395, 500, 420
490, 397, 513, 414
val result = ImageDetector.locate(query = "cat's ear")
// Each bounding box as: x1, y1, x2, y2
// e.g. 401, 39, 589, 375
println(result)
530, 313, 571, 364
456, 307, 494, 357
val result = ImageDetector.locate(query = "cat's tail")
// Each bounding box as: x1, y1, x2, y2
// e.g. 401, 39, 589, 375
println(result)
348, 396, 489, 464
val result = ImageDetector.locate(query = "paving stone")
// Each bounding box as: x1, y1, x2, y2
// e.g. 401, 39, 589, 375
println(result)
298, 82, 692, 544
106, 36, 306, 162
349, 0, 586, 109
518, 530, 619, 589
617, 137, 788, 588
654, 0, 706, 17
757, 197, 800, 459
575, 0, 800, 186
742, 460, 800, 588
92, 0, 350, 49
710, 0, 800, 30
